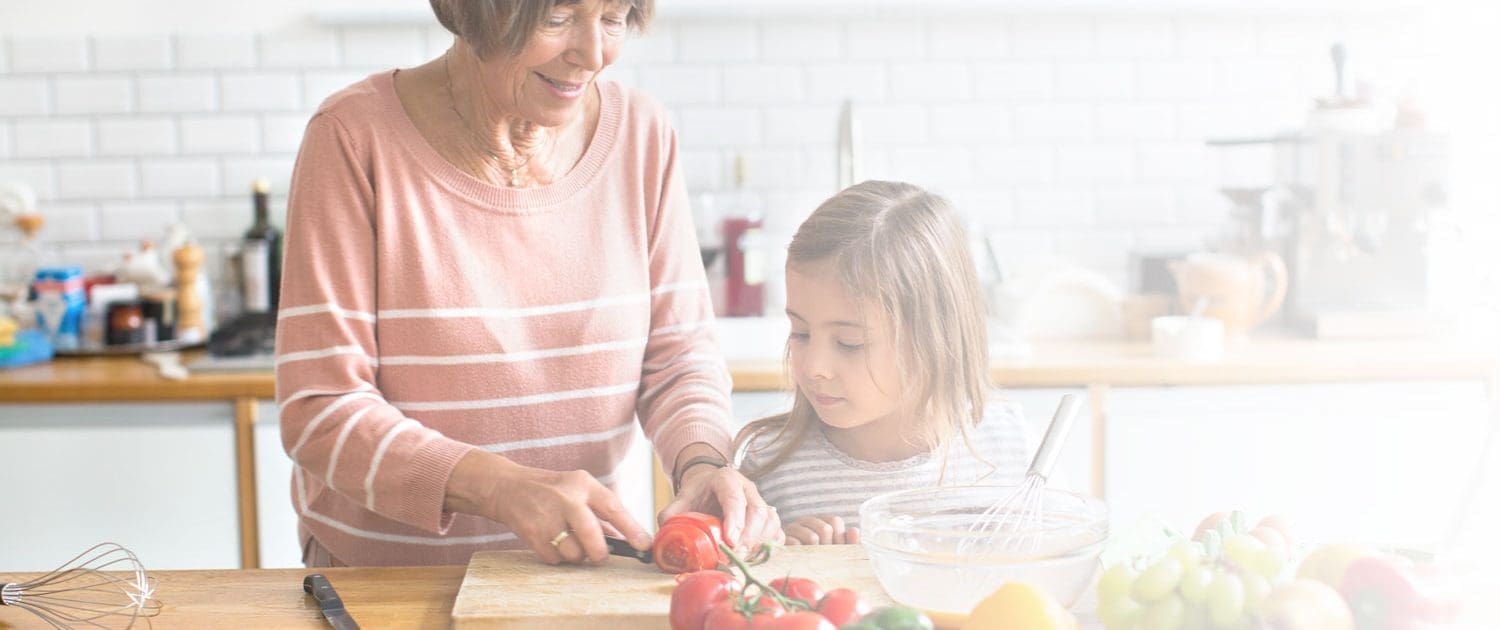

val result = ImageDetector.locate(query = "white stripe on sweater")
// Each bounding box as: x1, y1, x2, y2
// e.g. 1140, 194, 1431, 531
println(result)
481, 420, 636, 453
278, 302, 377, 322
302, 508, 519, 546
391, 381, 639, 412
380, 337, 647, 366
279, 384, 375, 411
649, 320, 712, 337
325, 405, 376, 488
377, 284, 705, 320
278, 345, 377, 367
364, 418, 420, 510
289, 392, 384, 457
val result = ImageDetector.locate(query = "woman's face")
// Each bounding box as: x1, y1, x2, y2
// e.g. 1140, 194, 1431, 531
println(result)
478, 0, 631, 127
785, 261, 904, 433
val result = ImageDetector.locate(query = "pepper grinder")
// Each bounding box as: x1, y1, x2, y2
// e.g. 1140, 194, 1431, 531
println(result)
173, 243, 205, 342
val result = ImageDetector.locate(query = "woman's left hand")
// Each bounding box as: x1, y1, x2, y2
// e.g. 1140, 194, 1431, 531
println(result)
659, 466, 783, 555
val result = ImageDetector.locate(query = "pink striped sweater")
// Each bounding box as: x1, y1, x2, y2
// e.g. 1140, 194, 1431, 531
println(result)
275, 71, 733, 566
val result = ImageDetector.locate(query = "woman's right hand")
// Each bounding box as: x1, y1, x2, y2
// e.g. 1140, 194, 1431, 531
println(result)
446, 450, 653, 565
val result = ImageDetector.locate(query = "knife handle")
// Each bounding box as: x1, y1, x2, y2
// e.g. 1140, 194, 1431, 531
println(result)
605, 536, 653, 563
303, 573, 345, 608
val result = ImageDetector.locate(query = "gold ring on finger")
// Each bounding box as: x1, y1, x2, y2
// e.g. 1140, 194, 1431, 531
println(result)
549, 529, 572, 548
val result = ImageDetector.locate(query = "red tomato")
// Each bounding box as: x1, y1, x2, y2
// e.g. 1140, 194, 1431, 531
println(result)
759, 612, 837, 630
656, 513, 729, 574
670, 570, 740, 630
768, 577, 824, 607
814, 588, 870, 627
704, 601, 752, 630
744, 593, 787, 617
704, 591, 792, 630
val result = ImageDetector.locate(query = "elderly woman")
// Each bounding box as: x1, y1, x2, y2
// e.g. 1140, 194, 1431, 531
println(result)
275, 0, 779, 567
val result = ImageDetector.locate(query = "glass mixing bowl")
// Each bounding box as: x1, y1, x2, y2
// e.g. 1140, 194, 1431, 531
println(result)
859, 484, 1108, 619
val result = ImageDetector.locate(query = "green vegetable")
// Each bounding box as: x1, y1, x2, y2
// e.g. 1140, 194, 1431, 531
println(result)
857, 606, 934, 630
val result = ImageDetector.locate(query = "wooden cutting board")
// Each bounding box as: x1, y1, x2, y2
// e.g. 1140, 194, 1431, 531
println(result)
451, 546, 894, 629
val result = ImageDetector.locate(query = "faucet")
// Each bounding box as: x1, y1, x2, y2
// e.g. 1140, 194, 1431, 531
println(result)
837, 99, 859, 191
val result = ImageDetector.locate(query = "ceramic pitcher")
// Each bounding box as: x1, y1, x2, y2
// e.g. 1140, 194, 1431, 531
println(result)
1168, 251, 1288, 338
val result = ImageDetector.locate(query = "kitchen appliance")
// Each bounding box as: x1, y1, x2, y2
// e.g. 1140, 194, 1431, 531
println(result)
1207, 44, 1447, 337
1167, 251, 1288, 339
720, 156, 765, 318
0, 542, 161, 627
966, 394, 1084, 553
451, 546, 890, 628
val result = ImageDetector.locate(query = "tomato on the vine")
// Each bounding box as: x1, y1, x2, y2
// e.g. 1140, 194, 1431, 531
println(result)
813, 588, 869, 627
670, 570, 740, 630
703, 596, 784, 630
768, 577, 824, 607
759, 611, 836, 630
656, 512, 729, 574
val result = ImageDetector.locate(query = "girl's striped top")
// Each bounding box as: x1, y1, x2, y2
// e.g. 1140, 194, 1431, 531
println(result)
274, 71, 732, 566
743, 398, 1033, 531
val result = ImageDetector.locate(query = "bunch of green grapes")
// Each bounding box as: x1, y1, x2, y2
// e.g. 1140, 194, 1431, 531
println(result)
1096, 512, 1293, 630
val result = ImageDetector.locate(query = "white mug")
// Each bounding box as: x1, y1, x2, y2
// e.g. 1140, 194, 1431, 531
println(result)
1152, 316, 1225, 363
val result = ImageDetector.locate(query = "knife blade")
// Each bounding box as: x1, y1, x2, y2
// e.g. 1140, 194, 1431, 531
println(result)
303, 573, 361, 630
605, 536, 653, 563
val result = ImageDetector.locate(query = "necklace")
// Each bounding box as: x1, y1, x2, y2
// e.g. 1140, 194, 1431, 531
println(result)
443, 52, 542, 187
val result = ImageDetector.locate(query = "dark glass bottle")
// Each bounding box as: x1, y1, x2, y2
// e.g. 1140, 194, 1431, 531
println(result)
241, 176, 282, 313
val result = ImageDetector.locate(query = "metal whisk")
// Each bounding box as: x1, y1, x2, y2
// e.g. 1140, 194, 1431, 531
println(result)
962, 394, 1083, 555
1, 542, 162, 629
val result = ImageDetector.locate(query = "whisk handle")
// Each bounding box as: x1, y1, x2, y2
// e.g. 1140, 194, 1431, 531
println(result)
1028, 394, 1083, 481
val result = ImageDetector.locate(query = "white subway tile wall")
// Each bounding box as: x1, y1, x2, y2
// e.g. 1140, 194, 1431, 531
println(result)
0, 14, 1427, 288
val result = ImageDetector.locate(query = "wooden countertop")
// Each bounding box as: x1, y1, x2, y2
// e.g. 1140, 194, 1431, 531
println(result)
1, 337, 1495, 403
0, 566, 466, 630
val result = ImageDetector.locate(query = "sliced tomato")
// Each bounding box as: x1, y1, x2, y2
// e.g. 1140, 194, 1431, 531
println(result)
670, 570, 740, 630
814, 588, 869, 627
656, 513, 729, 573
768, 577, 824, 608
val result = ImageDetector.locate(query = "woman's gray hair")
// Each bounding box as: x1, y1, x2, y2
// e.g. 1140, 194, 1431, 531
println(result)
430, 0, 653, 59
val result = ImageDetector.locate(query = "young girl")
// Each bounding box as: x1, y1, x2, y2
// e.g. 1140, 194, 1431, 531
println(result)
734, 180, 1032, 546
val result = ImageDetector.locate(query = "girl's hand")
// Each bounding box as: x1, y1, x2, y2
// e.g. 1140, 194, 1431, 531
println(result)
784, 515, 861, 546
659, 465, 783, 555
446, 450, 652, 566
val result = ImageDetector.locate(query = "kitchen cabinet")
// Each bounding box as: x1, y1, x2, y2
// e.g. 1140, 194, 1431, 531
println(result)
1101, 380, 1492, 546
2, 337, 1492, 572
0, 403, 241, 571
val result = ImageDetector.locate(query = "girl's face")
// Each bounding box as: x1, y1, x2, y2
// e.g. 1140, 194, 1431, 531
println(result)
785, 261, 904, 434
478, 0, 630, 127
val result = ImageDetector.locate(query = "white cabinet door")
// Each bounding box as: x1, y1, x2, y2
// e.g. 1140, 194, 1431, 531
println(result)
253, 401, 303, 568
1103, 381, 1492, 546
0, 403, 240, 571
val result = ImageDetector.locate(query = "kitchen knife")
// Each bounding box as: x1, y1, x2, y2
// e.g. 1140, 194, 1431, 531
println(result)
605, 536, 653, 563
303, 573, 361, 630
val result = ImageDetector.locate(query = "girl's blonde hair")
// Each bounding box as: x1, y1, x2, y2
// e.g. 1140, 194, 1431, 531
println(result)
734, 180, 992, 479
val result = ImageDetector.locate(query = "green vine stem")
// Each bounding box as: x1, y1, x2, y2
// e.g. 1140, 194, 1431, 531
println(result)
718, 542, 815, 613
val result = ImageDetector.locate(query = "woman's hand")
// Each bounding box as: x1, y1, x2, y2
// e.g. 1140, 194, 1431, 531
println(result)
659, 465, 783, 555
446, 450, 652, 566
784, 515, 860, 546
